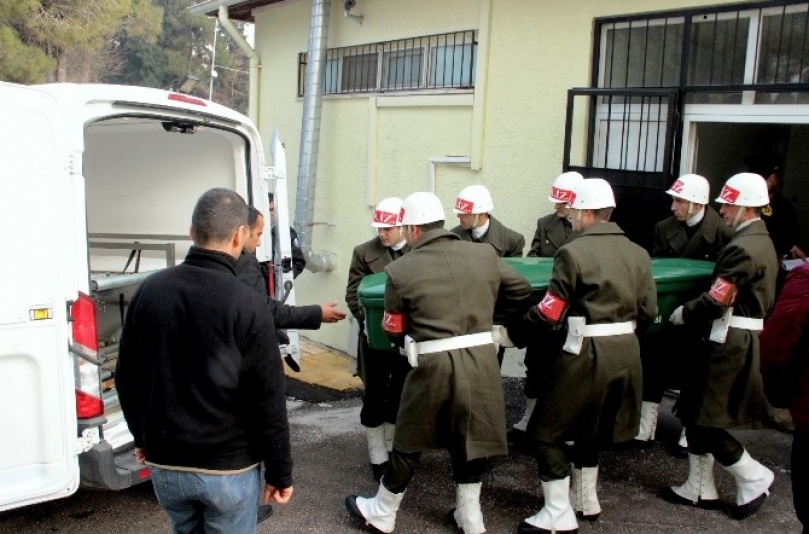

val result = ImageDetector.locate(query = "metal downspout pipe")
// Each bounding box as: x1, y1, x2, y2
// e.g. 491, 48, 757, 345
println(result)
217, 6, 260, 125
295, 0, 336, 272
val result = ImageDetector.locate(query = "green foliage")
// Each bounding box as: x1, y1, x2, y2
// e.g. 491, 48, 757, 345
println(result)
0, 0, 249, 112
0, 25, 56, 84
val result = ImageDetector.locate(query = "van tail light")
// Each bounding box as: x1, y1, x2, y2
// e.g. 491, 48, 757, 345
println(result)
70, 293, 104, 419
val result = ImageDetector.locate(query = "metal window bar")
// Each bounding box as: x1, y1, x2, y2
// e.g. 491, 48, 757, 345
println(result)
297, 30, 476, 96
595, 0, 809, 95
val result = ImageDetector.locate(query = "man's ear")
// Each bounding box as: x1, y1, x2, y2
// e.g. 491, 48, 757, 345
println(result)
229, 225, 246, 258
189, 226, 197, 245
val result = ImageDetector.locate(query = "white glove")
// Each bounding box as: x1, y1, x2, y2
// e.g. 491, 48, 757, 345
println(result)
669, 306, 684, 325
494, 325, 515, 348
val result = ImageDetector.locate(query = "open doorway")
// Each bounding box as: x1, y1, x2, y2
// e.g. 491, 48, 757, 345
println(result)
689, 122, 809, 253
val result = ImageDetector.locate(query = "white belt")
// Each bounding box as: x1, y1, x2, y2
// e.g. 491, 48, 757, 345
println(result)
580, 321, 635, 337
728, 315, 764, 331
416, 331, 494, 355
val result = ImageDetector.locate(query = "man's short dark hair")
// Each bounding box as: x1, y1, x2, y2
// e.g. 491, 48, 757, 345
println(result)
191, 188, 248, 245
247, 206, 263, 229
268, 192, 274, 204
418, 220, 444, 232
593, 207, 613, 221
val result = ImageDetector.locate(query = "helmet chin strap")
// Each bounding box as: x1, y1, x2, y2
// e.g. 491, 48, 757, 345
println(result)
470, 213, 482, 230
687, 202, 694, 218
732, 205, 745, 228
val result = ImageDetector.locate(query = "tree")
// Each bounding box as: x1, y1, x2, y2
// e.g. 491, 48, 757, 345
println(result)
0, 0, 162, 83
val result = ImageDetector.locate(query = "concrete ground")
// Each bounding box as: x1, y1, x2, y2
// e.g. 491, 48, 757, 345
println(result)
0, 340, 798, 534
272, 340, 801, 534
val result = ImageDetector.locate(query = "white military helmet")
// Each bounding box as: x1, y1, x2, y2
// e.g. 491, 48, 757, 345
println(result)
371, 197, 404, 228
666, 174, 710, 205
453, 185, 494, 214
548, 172, 584, 203
400, 192, 445, 225
715, 173, 769, 207
569, 178, 616, 210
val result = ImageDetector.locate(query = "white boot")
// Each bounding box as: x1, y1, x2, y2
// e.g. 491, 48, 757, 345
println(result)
521, 477, 579, 533
572, 467, 601, 519
351, 481, 405, 533
454, 483, 486, 534
512, 398, 537, 432
366, 425, 389, 481
634, 402, 659, 441
384, 422, 396, 453
678, 428, 688, 448
366, 425, 389, 465
663, 453, 719, 508
722, 450, 774, 519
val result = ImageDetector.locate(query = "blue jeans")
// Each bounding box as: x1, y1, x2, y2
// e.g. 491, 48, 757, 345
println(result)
150, 465, 261, 534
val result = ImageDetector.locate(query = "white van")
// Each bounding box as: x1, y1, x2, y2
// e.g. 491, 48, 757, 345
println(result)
0, 82, 300, 512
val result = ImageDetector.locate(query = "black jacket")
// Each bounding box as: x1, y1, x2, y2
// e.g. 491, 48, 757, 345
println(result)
236, 250, 321, 330
117, 247, 293, 488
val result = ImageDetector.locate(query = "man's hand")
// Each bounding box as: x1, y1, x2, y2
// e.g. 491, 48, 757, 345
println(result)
263, 484, 294, 505
320, 301, 347, 323
669, 306, 684, 325
134, 447, 147, 465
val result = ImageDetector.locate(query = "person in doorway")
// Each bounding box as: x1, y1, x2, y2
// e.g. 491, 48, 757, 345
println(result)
345, 192, 533, 534
745, 152, 806, 260
760, 262, 809, 533
268, 192, 307, 278
663, 172, 778, 520
510, 178, 657, 533
345, 197, 411, 482
509, 171, 583, 441
451, 184, 526, 368
116, 188, 293, 534
635, 174, 732, 455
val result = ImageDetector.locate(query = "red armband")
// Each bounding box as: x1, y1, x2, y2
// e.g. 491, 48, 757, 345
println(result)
709, 277, 738, 306
382, 311, 406, 334
536, 290, 568, 324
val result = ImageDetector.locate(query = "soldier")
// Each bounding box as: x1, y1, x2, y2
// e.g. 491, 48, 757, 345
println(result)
451, 184, 525, 257
451, 184, 525, 368
510, 172, 583, 439
635, 174, 732, 452
345, 192, 533, 534
345, 197, 411, 482
513, 178, 657, 533
663, 173, 778, 520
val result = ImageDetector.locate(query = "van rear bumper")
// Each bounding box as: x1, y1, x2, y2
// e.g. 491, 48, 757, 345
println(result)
79, 441, 151, 490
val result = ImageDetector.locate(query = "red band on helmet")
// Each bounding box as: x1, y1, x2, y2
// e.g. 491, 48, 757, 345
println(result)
373, 210, 398, 225
719, 185, 740, 204
708, 277, 738, 306
669, 179, 685, 193
382, 311, 406, 334
551, 187, 573, 202
537, 290, 567, 324
455, 198, 474, 213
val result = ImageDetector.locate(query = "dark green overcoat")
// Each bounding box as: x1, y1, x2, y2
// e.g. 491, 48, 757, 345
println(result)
383, 229, 533, 461
525, 222, 658, 444
451, 215, 525, 257
651, 205, 732, 261
527, 212, 577, 258
678, 220, 778, 429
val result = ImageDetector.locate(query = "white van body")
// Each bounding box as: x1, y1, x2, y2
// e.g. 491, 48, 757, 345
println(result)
0, 82, 299, 512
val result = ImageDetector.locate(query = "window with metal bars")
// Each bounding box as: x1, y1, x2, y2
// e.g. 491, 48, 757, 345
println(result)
297, 30, 476, 96
595, 0, 809, 104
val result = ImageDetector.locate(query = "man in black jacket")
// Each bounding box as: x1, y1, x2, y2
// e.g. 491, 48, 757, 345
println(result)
236, 206, 345, 333
117, 188, 293, 534
269, 192, 307, 278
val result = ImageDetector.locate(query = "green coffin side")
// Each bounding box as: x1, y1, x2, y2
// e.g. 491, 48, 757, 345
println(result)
359, 257, 715, 351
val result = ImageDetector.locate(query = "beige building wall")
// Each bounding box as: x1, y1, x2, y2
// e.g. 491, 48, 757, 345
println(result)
252, 0, 730, 352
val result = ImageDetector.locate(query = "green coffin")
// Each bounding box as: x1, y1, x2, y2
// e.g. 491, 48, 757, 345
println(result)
358, 257, 715, 351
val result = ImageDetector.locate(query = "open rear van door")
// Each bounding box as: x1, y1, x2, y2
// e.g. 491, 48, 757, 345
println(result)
0, 83, 82, 511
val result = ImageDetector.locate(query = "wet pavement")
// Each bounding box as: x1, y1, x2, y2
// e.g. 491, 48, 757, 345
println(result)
0, 343, 800, 534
